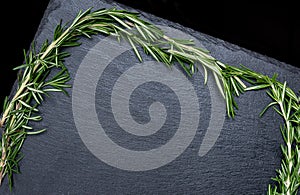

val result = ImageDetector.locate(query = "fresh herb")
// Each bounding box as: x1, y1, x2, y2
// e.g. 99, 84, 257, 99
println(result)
0, 8, 299, 194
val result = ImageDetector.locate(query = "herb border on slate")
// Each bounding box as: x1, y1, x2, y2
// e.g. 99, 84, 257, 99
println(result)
0, 8, 299, 194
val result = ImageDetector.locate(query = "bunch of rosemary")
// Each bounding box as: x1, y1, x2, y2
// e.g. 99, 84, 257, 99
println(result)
0, 8, 299, 194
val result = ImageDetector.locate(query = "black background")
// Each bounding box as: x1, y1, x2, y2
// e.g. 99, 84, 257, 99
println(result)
0, 1, 299, 109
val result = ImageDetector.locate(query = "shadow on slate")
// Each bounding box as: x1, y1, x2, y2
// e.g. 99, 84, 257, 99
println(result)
1, 0, 300, 194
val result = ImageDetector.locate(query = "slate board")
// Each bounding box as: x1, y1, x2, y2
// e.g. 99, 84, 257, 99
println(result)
1, 0, 300, 194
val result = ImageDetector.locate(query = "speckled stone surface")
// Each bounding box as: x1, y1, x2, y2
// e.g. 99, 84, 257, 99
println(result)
1, 0, 300, 194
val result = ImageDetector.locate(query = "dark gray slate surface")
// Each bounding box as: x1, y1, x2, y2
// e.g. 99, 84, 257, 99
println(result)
1, 0, 300, 194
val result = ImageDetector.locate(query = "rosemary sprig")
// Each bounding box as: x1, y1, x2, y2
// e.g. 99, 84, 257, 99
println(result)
222, 65, 300, 194
0, 8, 167, 188
0, 7, 299, 194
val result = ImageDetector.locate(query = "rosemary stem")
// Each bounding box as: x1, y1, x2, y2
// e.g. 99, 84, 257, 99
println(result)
286, 122, 292, 195
0, 26, 72, 129
0, 25, 73, 185
162, 35, 215, 60
279, 101, 292, 195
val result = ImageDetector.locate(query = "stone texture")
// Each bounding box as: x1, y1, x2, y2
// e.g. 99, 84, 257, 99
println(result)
0, 0, 300, 194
